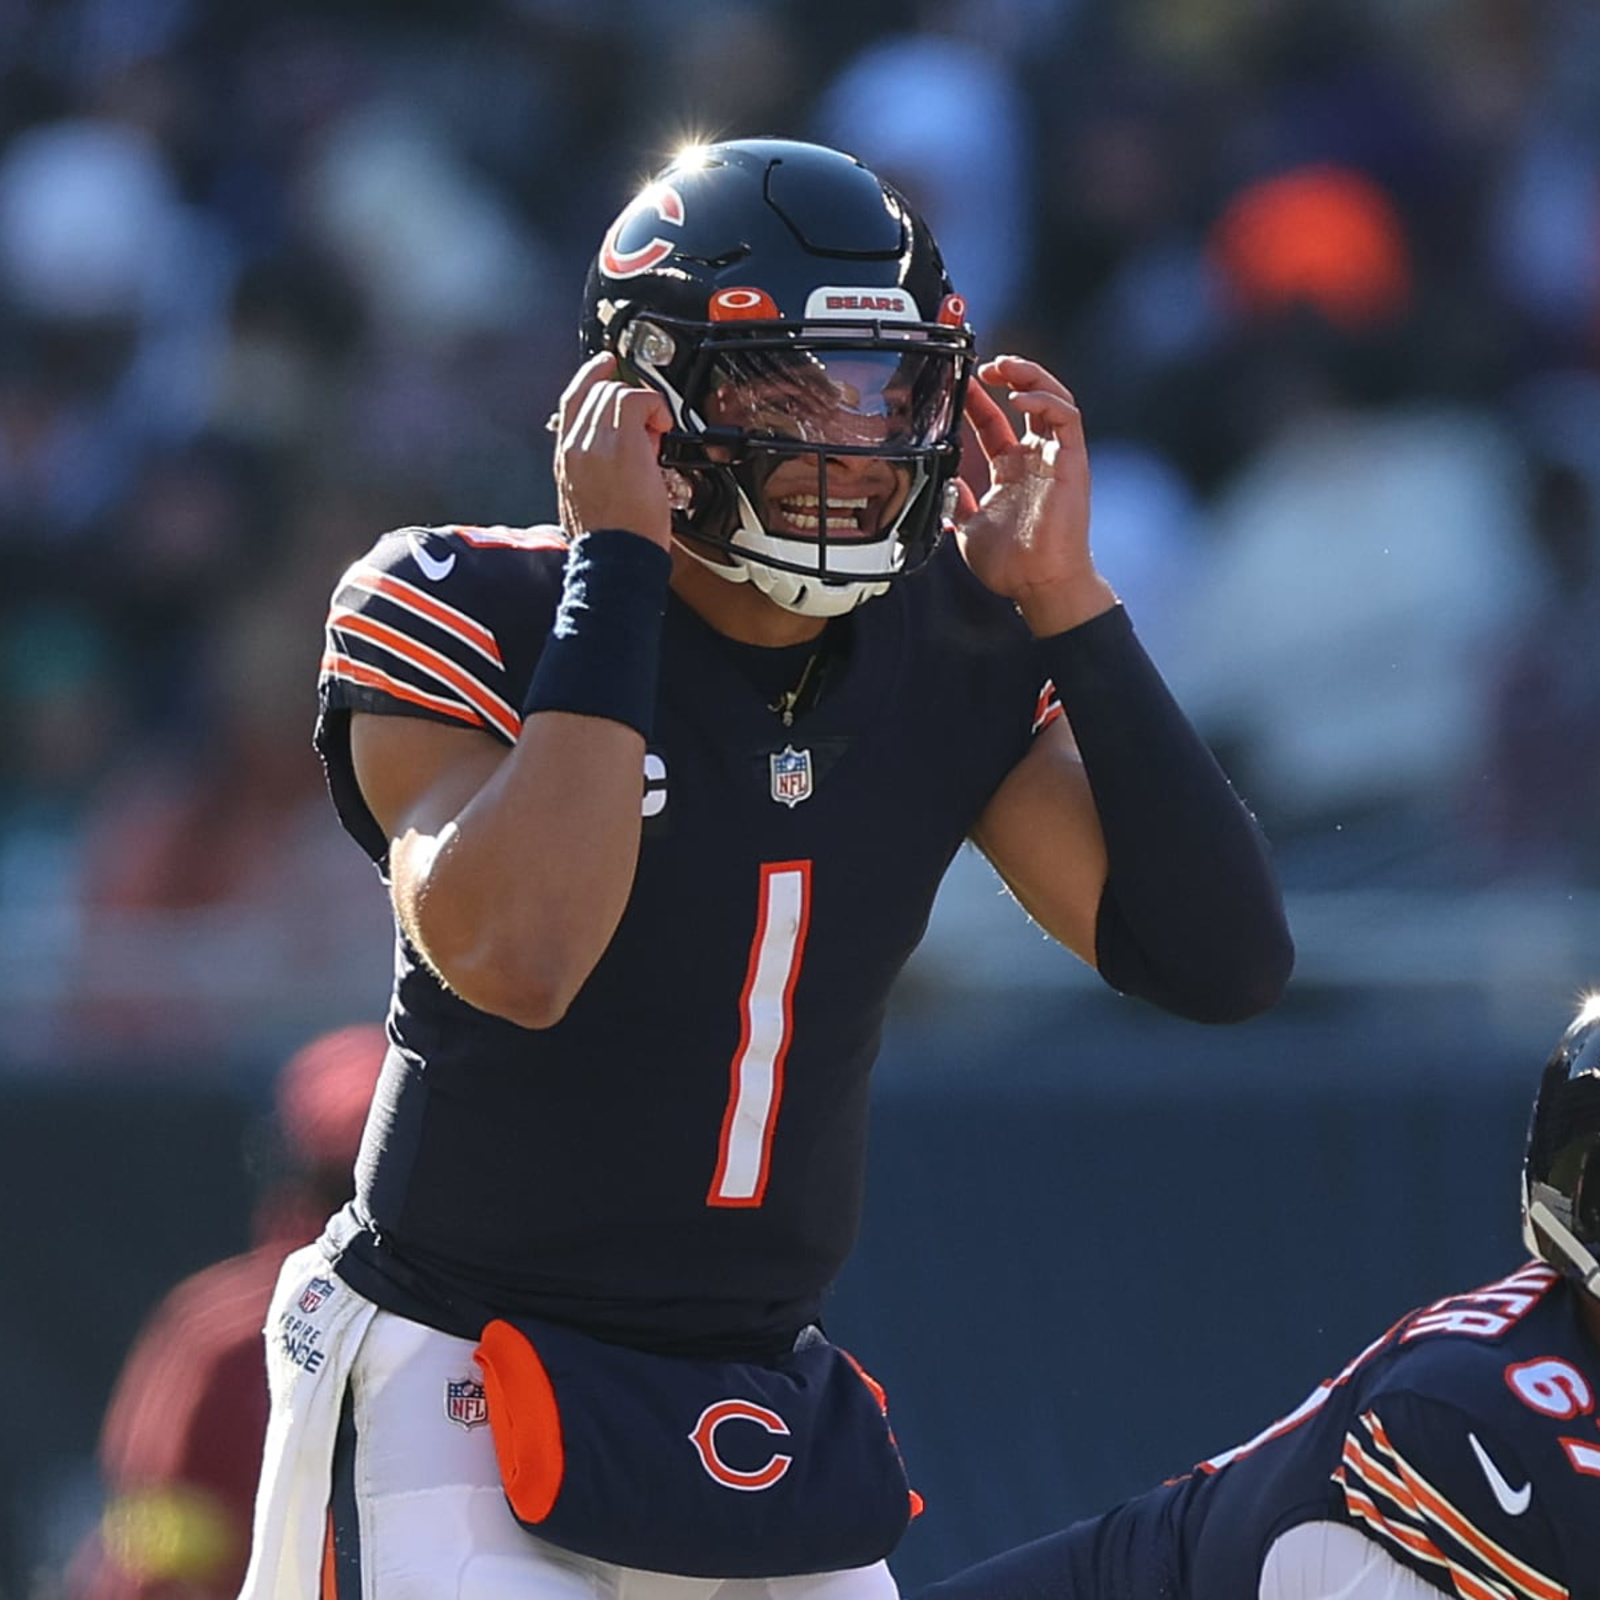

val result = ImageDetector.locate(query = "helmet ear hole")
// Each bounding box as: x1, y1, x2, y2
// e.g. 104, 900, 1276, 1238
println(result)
618, 317, 679, 372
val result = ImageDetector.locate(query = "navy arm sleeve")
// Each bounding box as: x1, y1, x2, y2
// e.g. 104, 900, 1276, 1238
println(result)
1038, 605, 1293, 1023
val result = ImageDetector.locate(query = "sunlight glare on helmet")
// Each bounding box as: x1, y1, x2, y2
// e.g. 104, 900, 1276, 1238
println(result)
672, 142, 714, 172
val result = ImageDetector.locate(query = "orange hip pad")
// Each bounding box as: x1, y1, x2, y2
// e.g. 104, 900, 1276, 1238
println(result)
475, 1318, 565, 1522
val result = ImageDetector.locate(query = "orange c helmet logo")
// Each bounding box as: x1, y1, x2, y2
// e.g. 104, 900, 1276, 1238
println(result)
688, 1399, 793, 1491
601, 183, 685, 279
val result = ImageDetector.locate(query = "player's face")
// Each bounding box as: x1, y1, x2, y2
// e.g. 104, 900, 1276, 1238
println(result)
756, 450, 911, 543
702, 348, 951, 540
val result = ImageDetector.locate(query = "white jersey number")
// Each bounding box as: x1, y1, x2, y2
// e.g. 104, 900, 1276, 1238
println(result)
707, 861, 812, 1207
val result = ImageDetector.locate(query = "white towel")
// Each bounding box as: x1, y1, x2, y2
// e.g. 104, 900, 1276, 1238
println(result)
239, 1242, 378, 1600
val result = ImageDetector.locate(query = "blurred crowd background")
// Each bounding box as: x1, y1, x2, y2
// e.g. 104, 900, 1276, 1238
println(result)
3, 0, 1600, 1594
4, 0, 1600, 1067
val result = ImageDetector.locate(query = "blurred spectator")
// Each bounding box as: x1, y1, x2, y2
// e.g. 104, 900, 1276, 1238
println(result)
1481, 5, 1600, 365
812, 21, 1036, 336
1077, 437, 1206, 666
1208, 163, 1413, 332
62, 1023, 387, 1600
296, 100, 552, 355
1165, 393, 1538, 871
0, 115, 235, 473
0, 0, 1594, 1063
0, 603, 125, 914
1469, 370, 1600, 882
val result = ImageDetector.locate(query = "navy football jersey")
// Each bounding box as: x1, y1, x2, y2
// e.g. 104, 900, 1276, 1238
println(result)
1177, 1262, 1600, 1600
314, 523, 1062, 1355
916, 1266, 1600, 1600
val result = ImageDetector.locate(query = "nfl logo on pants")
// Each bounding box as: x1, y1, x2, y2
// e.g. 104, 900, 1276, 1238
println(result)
770, 746, 813, 808
445, 1375, 488, 1430
298, 1276, 337, 1314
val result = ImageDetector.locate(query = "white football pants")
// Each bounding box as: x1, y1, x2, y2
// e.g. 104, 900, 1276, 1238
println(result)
1259, 1521, 1450, 1600
243, 1245, 901, 1600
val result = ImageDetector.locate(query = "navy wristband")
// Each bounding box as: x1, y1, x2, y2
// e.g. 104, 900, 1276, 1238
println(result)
521, 529, 672, 740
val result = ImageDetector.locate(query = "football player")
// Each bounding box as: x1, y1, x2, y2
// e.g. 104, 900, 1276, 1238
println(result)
241, 138, 1293, 1600
911, 997, 1600, 1600
67, 1025, 386, 1600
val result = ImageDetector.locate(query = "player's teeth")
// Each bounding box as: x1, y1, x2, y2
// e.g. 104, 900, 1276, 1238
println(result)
778, 501, 871, 532
783, 515, 864, 530
777, 492, 870, 531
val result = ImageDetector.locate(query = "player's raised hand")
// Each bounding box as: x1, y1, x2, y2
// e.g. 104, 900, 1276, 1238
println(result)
952, 355, 1116, 636
553, 352, 675, 549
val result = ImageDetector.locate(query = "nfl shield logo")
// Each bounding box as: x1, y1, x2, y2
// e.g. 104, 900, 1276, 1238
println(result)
445, 1375, 489, 1430
298, 1276, 337, 1314
769, 745, 813, 808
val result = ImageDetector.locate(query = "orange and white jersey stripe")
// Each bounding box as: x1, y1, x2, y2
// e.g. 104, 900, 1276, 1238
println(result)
1336, 1409, 1567, 1600
1031, 679, 1064, 734
325, 601, 521, 744
339, 563, 505, 671
318, 525, 557, 747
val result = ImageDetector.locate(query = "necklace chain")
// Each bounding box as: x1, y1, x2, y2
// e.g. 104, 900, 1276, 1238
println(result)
769, 648, 823, 727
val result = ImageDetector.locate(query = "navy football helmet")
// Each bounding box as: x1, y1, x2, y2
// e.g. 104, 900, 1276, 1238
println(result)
1522, 996, 1600, 1300
580, 138, 975, 617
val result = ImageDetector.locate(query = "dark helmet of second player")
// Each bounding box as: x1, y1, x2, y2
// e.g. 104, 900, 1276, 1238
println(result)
580, 138, 976, 618
1523, 995, 1600, 1299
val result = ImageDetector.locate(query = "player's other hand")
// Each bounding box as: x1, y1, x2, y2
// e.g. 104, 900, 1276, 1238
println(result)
952, 355, 1116, 636
553, 353, 675, 550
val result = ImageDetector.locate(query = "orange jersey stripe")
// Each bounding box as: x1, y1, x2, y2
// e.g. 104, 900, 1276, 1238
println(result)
343, 565, 502, 666
328, 608, 520, 743
1031, 680, 1063, 734
321, 651, 487, 731
1342, 1432, 1422, 1516
1340, 1474, 1514, 1600
1341, 1473, 1454, 1569
1361, 1413, 1565, 1600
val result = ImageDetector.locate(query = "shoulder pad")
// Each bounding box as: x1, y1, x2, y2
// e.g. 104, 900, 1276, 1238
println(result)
320, 523, 567, 743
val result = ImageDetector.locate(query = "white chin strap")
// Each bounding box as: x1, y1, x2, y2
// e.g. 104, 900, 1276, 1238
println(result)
691, 468, 918, 617
664, 441, 941, 617
672, 537, 890, 618
752, 560, 889, 617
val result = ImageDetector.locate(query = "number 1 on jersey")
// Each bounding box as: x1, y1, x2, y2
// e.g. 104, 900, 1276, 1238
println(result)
708, 861, 812, 1207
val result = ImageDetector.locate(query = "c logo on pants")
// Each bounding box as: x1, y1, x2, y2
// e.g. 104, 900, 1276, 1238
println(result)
688, 1399, 793, 1491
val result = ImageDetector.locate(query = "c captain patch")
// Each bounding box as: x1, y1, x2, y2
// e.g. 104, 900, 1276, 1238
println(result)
769, 746, 813, 808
